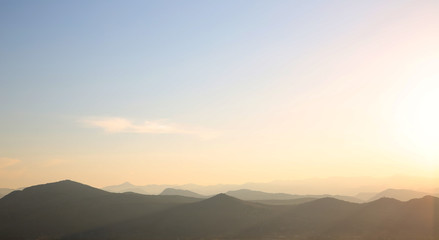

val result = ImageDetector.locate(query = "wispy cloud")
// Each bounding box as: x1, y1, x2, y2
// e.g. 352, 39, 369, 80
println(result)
80, 117, 220, 139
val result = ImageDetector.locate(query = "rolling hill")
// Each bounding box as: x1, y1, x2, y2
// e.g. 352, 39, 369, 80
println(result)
66, 193, 287, 240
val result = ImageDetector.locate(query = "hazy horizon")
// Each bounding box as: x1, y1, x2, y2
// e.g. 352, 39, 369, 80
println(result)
3, 175, 439, 197
1, 1, 438, 190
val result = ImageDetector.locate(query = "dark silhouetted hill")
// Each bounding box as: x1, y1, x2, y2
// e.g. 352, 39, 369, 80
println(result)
68, 193, 286, 240
0, 180, 200, 240
160, 188, 206, 198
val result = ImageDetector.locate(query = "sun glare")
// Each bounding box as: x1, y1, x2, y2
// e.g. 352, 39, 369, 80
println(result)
395, 61, 439, 167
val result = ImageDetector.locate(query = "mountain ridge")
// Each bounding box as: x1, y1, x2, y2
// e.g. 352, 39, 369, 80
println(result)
160, 188, 207, 198
1, 180, 438, 240
368, 188, 431, 201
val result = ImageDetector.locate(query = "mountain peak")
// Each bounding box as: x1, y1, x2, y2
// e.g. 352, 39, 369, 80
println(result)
1, 180, 108, 201
212, 193, 230, 198
366, 197, 402, 208
228, 189, 255, 193
202, 193, 242, 205
368, 189, 428, 202
23, 179, 87, 190
120, 181, 134, 186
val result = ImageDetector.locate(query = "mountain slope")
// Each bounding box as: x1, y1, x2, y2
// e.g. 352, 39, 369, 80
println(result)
369, 188, 430, 201
160, 188, 206, 198
226, 189, 296, 200
102, 182, 148, 194
103, 182, 175, 195
0, 180, 200, 240
226, 188, 362, 203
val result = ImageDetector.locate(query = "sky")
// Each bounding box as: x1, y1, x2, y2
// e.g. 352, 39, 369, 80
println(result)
1, 0, 438, 189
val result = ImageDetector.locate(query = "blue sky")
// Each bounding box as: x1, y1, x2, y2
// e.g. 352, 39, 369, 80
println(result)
1, 0, 438, 187
1, 0, 384, 115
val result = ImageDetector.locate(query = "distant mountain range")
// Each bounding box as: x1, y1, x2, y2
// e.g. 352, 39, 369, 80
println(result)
368, 188, 431, 201
102, 182, 150, 194
0, 180, 438, 240
158, 188, 362, 203
103, 179, 439, 203
354, 191, 377, 201
157, 187, 364, 203
102, 176, 439, 196
225, 189, 363, 203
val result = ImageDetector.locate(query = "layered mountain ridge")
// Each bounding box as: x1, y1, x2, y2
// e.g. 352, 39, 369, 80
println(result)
1, 180, 438, 240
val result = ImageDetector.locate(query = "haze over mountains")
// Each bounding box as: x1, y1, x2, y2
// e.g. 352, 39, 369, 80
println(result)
1, 180, 438, 240
160, 188, 207, 198
100, 176, 439, 203
368, 188, 431, 202
226, 189, 364, 203
102, 175, 439, 196
158, 188, 364, 203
